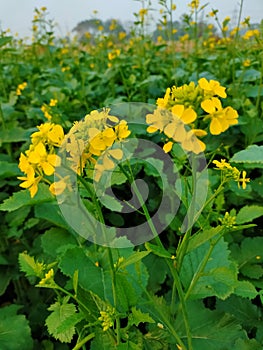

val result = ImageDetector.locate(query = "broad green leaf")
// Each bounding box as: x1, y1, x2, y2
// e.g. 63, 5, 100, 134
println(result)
217, 295, 260, 330
0, 184, 54, 212
90, 330, 116, 350
35, 202, 69, 229
129, 307, 155, 327
46, 298, 77, 343
234, 280, 258, 299
58, 247, 105, 299
143, 254, 168, 293
233, 338, 262, 350
236, 205, 263, 224
100, 194, 123, 211
18, 252, 45, 278
187, 226, 223, 253
230, 237, 263, 280
115, 273, 138, 312
0, 161, 20, 178
145, 242, 173, 259
0, 305, 33, 350
56, 311, 85, 334
180, 237, 238, 299
41, 227, 77, 258
230, 145, 263, 168
175, 301, 244, 350
0, 126, 32, 144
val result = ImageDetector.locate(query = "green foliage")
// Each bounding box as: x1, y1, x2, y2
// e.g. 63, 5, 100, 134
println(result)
0, 305, 33, 350
1, 3, 263, 349
45, 297, 81, 343
0, 184, 54, 212
231, 145, 263, 168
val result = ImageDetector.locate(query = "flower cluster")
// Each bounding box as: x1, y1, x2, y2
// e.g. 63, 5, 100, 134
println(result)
213, 159, 250, 189
98, 306, 116, 332
16, 82, 27, 96
149, 79, 238, 154
18, 122, 64, 197
60, 108, 130, 184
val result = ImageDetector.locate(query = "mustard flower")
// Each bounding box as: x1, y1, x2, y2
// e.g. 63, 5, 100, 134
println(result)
201, 97, 238, 135
17, 166, 42, 198
27, 142, 61, 176
198, 78, 227, 99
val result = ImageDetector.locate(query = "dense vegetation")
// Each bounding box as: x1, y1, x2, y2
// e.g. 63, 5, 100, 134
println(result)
1, 2, 263, 349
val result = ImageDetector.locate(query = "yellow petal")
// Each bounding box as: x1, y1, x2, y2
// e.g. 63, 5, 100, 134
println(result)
201, 99, 215, 114
147, 126, 158, 133
108, 149, 123, 160
210, 118, 222, 135
171, 104, 184, 118
163, 141, 173, 153
42, 161, 54, 176
181, 108, 197, 124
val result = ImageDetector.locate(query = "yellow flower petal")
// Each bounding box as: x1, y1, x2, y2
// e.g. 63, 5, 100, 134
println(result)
163, 141, 173, 153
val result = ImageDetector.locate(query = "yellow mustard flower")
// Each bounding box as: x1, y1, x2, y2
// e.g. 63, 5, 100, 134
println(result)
49, 99, 58, 107
201, 97, 238, 135
171, 104, 197, 124
114, 120, 131, 139
198, 78, 227, 98
27, 142, 61, 176
157, 88, 171, 108
181, 129, 207, 154
16, 82, 27, 96
238, 170, 250, 189
17, 166, 42, 198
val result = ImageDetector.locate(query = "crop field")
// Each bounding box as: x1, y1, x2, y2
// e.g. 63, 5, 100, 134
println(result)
0, 2, 263, 349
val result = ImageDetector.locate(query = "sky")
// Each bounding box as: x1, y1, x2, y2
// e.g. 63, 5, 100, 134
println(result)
0, 0, 262, 38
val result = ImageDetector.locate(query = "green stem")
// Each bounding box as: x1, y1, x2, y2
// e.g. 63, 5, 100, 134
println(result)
72, 333, 95, 350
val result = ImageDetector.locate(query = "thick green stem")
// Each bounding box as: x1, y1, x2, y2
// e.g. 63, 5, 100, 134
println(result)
72, 333, 95, 350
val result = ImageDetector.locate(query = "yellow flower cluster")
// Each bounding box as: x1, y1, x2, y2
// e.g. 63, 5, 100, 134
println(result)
41, 99, 58, 120
150, 79, 239, 154
18, 122, 64, 197
243, 29, 260, 40
213, 159, 250, 189
62, 109, 130, 185
16, 82, 27, 96
98, 306, 115, 332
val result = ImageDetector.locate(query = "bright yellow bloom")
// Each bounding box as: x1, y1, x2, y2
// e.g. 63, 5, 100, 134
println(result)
49, 176, 70, 196
27, 142, 61, 176
157, 88, 171, 108
212, 159, 232, 170
38, 269, 55, 286
114, 120, 131, 139
139, 8, 148, 20
201, 97, 238, 135
171, 105, 197, 124
49, 99, 58, 107
31, 123, 64, 147
16, 82, 27, 96
243, 59, 251, 67
181, 129, 207, 154
198, 78, 227, 98
188, 0, 199, 9
17, 166, 41, 198
238, 171, 250, 189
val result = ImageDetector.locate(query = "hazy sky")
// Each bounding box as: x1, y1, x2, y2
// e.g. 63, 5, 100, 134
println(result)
0, 0, 262, 37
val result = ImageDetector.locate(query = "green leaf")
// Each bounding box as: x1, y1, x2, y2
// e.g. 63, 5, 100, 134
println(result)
0, 126, 32, 145
90, 330, 116, 350
233, 338, 262, 350
230, 145, 263, 168
143, 254, 168, 293
34, 202, 69, 229
18, 252, 45, 278
0, 184, 54, 212
236, 205, 263, 224
145, 242, 172, 259
0, 36, 13, 47
41, 227, 77, 258
230, 237, 263, 280
118, 251, 150, 269
217, 295, 260, 330
0, 269, 12, 296
46, 298, 77, 343
186, 226, 223, 253
175, 301, 244, 350
180, 238, 238, 300
59, 247, 105, 299
129, 307, 155, 327
234, 280, 258, 299
100, 194, 123, 211
0, 305, 33, 350
0, 161, 20, 178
